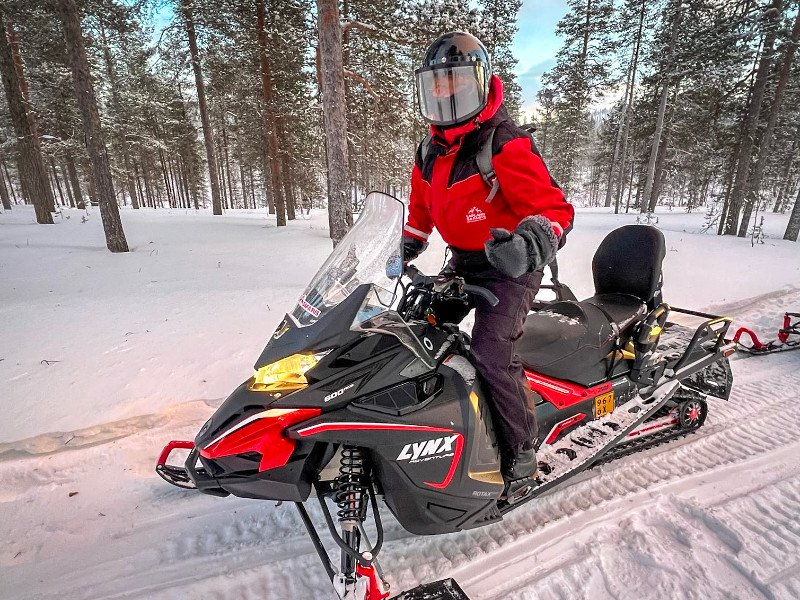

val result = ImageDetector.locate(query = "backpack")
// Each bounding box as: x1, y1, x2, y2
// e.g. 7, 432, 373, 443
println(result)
418, 123, 575, 301
418, 123, 572, 247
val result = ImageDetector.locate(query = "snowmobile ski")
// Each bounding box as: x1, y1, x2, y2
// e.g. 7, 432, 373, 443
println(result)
391, 578, 470, 600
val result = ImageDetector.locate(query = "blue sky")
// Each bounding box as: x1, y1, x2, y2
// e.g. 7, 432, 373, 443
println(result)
511, 0, 569, 116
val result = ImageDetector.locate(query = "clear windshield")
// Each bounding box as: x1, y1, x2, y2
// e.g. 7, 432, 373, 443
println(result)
290, 192, 404, 327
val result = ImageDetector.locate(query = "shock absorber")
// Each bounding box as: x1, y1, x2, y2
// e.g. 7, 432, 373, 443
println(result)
335, 446, 368, 579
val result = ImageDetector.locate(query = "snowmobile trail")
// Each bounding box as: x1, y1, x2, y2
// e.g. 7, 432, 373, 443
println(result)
2, 292, 799, 600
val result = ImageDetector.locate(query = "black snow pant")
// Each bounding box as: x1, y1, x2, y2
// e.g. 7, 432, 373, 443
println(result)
447, 248, 543, 454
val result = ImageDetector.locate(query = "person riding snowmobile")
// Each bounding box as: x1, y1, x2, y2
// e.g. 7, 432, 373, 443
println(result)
403, 31, 575, 491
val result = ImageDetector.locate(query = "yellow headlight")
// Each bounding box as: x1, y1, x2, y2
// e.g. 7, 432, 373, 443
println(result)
249, 351, 328, 392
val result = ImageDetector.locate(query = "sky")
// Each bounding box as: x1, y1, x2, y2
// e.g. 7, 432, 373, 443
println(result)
511, 0, 570, 117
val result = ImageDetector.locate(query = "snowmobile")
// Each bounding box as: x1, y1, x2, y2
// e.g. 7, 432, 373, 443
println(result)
156, 192, 735, 600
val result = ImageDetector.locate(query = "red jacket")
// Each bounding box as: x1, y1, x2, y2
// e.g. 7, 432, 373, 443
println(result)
404, 76, 574, 252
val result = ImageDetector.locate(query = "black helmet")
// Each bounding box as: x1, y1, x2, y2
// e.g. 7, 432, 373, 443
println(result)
415, 32, 492, 127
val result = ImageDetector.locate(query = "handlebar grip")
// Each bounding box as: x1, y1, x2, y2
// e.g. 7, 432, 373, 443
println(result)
464, 284, 499, 307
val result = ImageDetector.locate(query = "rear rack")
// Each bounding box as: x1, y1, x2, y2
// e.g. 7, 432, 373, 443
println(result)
661, 306, 735, 382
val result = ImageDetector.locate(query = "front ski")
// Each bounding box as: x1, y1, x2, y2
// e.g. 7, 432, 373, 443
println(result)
391, 578, 470, 600
500, 379, 680, 510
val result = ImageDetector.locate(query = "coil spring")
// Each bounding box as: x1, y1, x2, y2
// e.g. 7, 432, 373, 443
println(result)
335, 446, 367, 523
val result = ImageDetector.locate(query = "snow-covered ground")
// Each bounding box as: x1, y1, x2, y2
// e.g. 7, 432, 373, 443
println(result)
1, 204, 799, 599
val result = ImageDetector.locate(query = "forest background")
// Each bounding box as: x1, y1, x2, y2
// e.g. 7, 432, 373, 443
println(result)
1, 0, 799, 250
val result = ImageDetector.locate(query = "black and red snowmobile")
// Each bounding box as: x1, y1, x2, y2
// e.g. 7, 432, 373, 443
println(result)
157, 192, 735, 600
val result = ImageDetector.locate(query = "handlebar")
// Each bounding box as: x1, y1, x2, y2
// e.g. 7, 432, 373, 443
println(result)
463, 283, 499, 307
404, 264, 499, 307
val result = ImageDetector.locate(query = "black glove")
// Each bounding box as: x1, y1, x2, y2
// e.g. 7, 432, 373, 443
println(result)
403, 235, 427, 262
485, 215, 558, 278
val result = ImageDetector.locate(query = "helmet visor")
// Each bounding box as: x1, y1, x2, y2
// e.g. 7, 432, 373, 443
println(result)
415, 64, 488, 127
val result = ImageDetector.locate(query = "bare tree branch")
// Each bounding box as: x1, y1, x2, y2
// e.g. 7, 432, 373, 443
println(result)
342, 20, 411, 45
343, 69, 380, 100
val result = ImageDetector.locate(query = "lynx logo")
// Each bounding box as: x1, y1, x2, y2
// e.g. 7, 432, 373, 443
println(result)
466, 207, 486, 223
323, 383, 355, 402
397, 434, 459, 463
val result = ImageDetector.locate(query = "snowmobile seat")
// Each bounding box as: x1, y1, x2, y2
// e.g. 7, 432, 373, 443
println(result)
518, 295, 646, 386
518, 225, 665, 386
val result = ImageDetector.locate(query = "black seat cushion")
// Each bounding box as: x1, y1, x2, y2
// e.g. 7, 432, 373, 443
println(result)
593, 225, 666, 307
518, 294, 646, 387
583, 293, 647, 332
518, 301, 617, 386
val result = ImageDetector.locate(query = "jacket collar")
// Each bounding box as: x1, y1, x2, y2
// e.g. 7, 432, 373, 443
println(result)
431, 74, 505, 148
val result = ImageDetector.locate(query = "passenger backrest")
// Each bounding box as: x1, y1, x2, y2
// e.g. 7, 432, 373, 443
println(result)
592, 225, 666, 309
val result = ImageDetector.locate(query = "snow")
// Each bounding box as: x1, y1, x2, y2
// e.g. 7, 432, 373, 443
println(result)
1, 203, 800, 599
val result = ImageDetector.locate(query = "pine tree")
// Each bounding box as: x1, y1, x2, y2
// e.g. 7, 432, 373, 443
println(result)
0, 10, 54, 223
722, 0, 783, 235
539, 0, 615, 196
180, 0, 222, 216
57, 0, 128, 252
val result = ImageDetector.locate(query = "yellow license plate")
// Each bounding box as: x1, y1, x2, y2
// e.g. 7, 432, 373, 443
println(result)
594, 392, 615, 418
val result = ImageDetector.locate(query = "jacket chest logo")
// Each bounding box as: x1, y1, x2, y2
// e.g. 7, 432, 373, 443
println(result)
466, 207, 486, 223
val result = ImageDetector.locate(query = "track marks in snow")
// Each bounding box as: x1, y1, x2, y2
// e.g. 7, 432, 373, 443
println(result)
2, 292, 800, 600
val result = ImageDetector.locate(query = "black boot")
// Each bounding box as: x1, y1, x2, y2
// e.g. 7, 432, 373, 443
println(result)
501, 441, 538, 494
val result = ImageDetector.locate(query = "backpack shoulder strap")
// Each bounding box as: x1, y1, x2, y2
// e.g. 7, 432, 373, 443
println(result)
475, 127, 499, 203
417, 132, 433, 166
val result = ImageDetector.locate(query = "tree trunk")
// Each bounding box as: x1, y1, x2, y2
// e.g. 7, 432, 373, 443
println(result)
99, 22, 139, 211
65, 152, 85, 209
785, 184, 800, 241
317, 0, 351, 245
216, 139, 228, 210
133, 160, 147, 208
0, 158, 10, 209
1, 155, 17, 204
0, 13, 53, 223
278, 119, 295, 219
157, 147, 174, 207
220, 116, 236, 208
58, 0, 128, 251
180, 0, 222, 215
614, 0, 645, 213
605, 58, 633, 208
249, 165, 257, 208
737, 7, 800, 236
641, 1, 681, 213
773, 131, 797, 212
170, 156, 185, 208
256, 0, 286, 226
282, 155, 296, 220
724, 0, 782, 234
50, 157, 66, 206
60, 160, 75, 207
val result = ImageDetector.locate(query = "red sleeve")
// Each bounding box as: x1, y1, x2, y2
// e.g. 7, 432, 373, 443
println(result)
492, 136, 574, 237
403, 163, 433, 241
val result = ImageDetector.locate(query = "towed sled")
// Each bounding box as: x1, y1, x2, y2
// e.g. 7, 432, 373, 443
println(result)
733, 312, 800, 355
157, 192, 735, 600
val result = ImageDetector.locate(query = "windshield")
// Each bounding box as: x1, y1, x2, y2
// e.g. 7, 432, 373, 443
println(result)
290, 192, 404, 327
